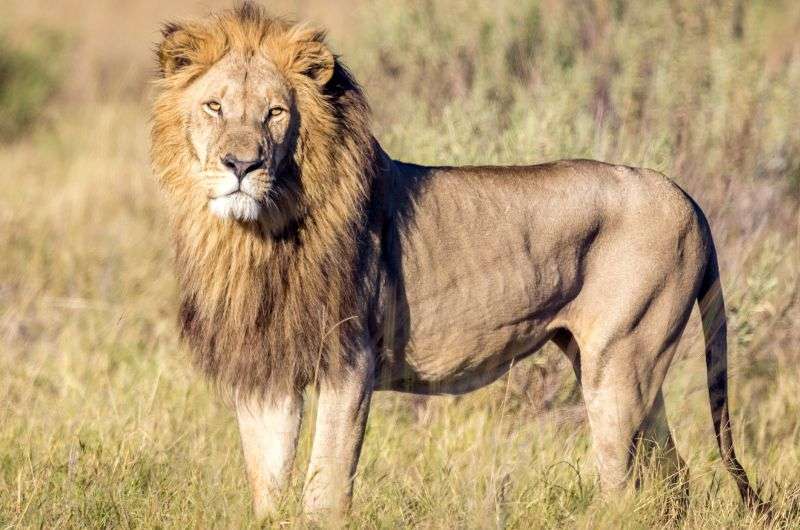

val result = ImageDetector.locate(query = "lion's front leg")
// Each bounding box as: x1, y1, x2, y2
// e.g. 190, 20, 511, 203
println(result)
303, 354, 374, 517
236, 392, 303, 519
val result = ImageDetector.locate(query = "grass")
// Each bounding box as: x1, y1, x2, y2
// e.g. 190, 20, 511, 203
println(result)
1, 0, 799, 527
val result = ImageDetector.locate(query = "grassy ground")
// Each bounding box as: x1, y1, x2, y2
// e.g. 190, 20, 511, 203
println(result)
1, 0, 799, 528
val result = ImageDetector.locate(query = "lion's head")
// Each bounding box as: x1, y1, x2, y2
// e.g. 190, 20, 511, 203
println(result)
152, 2, 365, 232
150, 3, 381, 399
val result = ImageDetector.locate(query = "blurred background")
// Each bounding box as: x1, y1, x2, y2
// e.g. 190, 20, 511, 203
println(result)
1, 0, 798, 527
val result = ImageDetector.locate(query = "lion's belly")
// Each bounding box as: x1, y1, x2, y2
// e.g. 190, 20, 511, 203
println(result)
381, 263, 568, 394
396, 315, 556, 394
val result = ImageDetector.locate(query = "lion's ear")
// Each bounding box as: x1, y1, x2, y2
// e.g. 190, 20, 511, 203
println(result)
157, 22, 200, 77
298, 41, 335, 85
290, 29, 335, 86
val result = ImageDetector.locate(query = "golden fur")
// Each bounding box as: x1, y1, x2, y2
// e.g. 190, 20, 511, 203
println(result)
151, 3, 382, 399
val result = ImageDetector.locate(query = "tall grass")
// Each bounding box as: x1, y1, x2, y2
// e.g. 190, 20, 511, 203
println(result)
1, 0, 798, 527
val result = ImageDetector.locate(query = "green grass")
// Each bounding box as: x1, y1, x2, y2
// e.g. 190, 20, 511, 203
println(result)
1, 0, 799, 527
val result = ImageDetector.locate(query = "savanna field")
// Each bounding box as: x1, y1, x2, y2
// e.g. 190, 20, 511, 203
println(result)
1, 0, 799, 527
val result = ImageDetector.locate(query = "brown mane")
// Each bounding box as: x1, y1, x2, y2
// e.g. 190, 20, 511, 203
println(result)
150, 2, 383, 399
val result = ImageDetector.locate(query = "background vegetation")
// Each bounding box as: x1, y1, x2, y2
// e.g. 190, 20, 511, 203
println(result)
1, 0, 798, 527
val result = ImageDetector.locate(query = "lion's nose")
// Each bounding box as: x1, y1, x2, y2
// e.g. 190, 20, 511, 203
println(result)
221, 153, 265, 181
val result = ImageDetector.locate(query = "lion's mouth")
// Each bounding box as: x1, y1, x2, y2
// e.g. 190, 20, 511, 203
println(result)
215, 189, 256, 200
208, 180, 266, 203
208, 174, 267, 202
209, 181, 244, 199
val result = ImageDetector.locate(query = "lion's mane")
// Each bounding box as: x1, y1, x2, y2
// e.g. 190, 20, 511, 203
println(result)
150, 3, 383, 399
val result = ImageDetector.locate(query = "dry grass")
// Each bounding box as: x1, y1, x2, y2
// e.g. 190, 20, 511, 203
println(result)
1, 0, 799, 528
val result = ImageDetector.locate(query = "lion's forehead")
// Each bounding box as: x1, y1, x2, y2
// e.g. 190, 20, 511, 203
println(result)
187, 52, 293, 110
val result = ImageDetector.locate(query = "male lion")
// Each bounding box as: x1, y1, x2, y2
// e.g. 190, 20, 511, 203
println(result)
151, 2, 761, 518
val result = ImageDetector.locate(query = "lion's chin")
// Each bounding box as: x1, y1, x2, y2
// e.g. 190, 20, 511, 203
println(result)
209, 192, 261, 222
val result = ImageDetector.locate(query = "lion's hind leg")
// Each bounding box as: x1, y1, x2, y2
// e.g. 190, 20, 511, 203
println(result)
576, 329, 684, 496
581, 341, 652, 493
554, 324, 673, 491
635, 390, 690, 516
636, 391, 687, 487
554, 329, 687, 504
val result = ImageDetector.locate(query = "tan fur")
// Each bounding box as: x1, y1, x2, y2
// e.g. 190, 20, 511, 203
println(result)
151, 2, 762, 519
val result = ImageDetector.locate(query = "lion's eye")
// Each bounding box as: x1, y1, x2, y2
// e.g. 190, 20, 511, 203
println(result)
204, 101, 222, 114
268, 107, 285, 118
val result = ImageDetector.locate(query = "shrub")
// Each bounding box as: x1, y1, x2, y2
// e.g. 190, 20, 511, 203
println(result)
0, 28, 64, 141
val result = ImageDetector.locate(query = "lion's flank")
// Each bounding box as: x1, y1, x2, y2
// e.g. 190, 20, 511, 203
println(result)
150, 2, 383, 400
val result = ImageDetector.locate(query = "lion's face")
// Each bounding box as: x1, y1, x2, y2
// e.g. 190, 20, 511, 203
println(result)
183, 52, 296, 222
153, 11, 342, 230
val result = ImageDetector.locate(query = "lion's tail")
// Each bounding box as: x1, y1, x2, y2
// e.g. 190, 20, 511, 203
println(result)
697, 235, 763, 510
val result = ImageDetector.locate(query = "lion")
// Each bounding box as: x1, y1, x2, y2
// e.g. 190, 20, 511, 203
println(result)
150, 2, 762, 519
